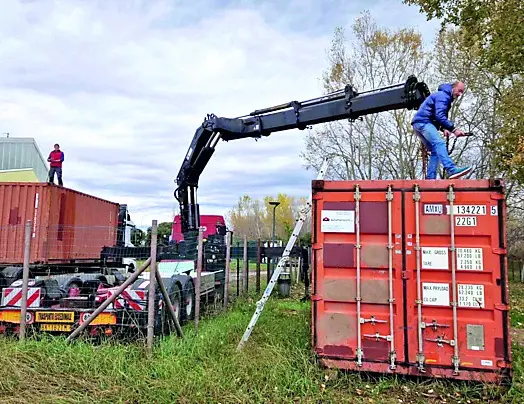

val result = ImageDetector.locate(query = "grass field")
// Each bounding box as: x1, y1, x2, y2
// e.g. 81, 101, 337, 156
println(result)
0, 284, 523, 403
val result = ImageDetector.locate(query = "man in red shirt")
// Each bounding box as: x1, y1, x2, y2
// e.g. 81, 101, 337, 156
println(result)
47, 143, 64, 186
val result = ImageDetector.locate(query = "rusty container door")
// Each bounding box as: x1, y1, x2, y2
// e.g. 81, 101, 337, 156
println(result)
44, 185, 119, 262
0, 183, 51, 265
312, 179, 512, 384
312, 181, 405, 372
0, 183, 119, 265
404, 180, 511, 382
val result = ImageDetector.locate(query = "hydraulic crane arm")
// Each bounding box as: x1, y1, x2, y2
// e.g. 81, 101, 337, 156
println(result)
174, 75, 430, 235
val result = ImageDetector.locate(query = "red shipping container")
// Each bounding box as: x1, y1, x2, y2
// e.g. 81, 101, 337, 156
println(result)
311, 178, 512, 383
0, 183, 119, 265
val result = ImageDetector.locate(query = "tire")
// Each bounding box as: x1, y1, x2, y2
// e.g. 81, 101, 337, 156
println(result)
161, 283, 182, 335
181, 279, 195, 323
214, 282, 225, 307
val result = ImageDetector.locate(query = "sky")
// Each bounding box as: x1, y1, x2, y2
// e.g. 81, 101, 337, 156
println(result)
0, 0, 441, 229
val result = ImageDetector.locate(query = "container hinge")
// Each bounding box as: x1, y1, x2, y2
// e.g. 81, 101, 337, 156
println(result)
425, 336, 456, 347
389, 350, 397, 370
492, 248, 507, 255
360, 316, 387, 325
497, 360, 511, 368
356, 348, 363, 367
490, 193, 504, 200
402, 271, 411, 280
421, 320, 451, 331
386, 187, 393, 201
495, 304, 509, 311
416, 352, 426, 373
413, 186, 421, 201
363, 332, 392, 342
311, 295, 322, 301
452, 355, 460, 374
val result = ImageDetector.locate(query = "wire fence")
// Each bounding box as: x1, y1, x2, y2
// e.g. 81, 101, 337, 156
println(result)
0, 221, 311, 351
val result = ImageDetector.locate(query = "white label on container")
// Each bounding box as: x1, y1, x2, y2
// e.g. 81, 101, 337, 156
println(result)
422, 283, 450, 306
457, 248, 483, 271
422, 247, 449, 269
481, 359, 493, 367
458, 284, 485, 308
320, 210, 355, 233
446, 205, 486, 215
424, 204, 443, 215
455, 216, 477, 227
491, 206, 498, 216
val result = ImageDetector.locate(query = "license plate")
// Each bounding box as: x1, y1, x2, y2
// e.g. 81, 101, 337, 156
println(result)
40, 323, 72, 332
0, 310, 22, 323
81, 312, 117, 325
35, 311, 74, 323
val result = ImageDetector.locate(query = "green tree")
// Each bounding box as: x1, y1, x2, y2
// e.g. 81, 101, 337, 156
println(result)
146, 221, 173, 246
227, 193, 310, 242
403, 0, 523, 76
404, 0, 524, 183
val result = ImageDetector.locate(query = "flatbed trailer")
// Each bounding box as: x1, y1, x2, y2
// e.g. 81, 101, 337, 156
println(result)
0, 260, 225, 338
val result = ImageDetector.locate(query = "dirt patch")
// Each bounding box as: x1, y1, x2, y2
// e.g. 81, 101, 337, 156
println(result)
511, 327, 524, 346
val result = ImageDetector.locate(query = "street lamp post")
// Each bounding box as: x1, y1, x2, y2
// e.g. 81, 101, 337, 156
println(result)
269, 201, 280, 277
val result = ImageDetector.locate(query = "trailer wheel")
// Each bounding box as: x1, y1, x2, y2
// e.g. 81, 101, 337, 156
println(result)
181, 279, 195, 322
161, 283, 182, 336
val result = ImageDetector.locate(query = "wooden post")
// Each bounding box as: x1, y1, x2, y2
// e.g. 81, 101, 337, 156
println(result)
256, 238, 261, 292
194, 227, 204, 332
243, 235, 248, 294
223, 231, 232, 310
67, 257, 152, 342
19, 220, 32, 340
146, 220, 158, 355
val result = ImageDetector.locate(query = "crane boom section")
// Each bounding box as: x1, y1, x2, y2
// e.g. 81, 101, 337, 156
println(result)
175, 75, 430, 235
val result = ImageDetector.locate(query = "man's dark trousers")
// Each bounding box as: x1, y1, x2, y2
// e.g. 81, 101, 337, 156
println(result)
49, 167, 63, 186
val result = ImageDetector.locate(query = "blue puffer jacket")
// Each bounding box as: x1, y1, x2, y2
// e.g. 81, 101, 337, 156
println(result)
411, 83, 455, 131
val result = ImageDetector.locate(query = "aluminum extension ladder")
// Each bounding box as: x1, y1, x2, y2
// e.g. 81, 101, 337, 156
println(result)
237, 158, 330, 350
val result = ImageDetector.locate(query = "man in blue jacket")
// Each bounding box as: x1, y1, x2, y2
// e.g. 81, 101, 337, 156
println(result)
412, 81, 472, 179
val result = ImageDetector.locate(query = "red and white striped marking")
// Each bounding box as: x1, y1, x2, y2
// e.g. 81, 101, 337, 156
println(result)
1, 287, 41, 308
97, 287, 147, 312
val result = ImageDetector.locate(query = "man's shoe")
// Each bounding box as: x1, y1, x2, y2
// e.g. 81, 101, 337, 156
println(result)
449, 166, 473, 179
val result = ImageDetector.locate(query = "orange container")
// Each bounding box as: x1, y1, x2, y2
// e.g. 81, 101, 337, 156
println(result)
0, 183, 119, 265
311, 178, 512, 383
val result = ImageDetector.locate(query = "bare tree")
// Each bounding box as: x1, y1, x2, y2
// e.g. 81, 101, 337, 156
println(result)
301, 12, 431, 180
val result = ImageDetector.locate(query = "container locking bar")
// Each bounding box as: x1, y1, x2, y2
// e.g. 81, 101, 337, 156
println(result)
413, 184, 425, 372
447, 184, 460, 375
425, 336, 456, 347
355, 185, 363, 367
364, 332, 392, 342
386, 185, 396, 369
360, 316, 387, 325
421, 320, 451, 331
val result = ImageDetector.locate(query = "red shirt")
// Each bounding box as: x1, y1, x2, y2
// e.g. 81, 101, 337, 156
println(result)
49, 150, 64, 167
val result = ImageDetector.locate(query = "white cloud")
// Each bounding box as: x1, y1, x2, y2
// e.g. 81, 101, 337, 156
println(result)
0, 0, 439, 228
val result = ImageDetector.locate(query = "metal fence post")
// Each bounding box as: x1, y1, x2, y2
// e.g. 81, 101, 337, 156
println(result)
146, 220, 158, 356
243, 235, 248, 295
19, 220, 32, 340
256, 238, 261, 292
236, 241, 240, 296
224, 231, 232, 310
195, 226, 204, 332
